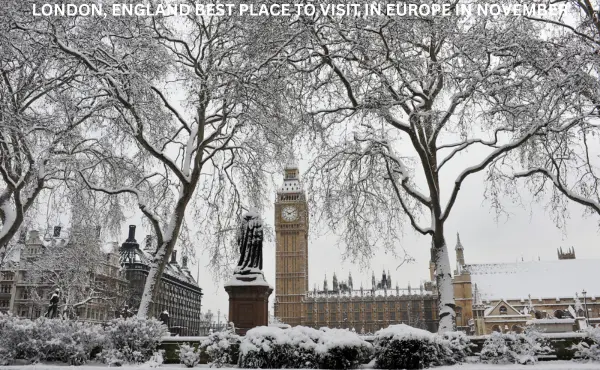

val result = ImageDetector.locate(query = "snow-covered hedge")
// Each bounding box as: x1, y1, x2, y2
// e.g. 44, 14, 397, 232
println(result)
97, 316, 169, 365
238, 325, 372, 369
201, 326, 240, 367
573, 327, 600, 361
480, 330, 552, 365
316, 328, 373, 369
0, 313, 105, 365
373, 324, 465, 369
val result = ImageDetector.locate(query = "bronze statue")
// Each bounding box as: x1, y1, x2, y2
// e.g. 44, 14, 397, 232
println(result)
235, 210, 263, 275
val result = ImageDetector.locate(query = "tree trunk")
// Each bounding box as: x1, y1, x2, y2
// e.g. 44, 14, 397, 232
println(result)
137, 239, 176, 319
432, 231, 456, 333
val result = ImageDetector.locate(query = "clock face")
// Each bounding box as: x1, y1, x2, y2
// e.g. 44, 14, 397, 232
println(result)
281, 206, 299, 222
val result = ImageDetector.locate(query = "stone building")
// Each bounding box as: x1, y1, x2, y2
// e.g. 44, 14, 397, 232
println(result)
119, 225, 203, 336
301, 271, 438, 333
0, 227, 127, 322
273, 165, 309, 326
273, 167, 438, 332
451, 236, 600, 335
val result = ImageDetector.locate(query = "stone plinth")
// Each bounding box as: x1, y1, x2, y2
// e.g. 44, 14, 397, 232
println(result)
224, 274, 273, 336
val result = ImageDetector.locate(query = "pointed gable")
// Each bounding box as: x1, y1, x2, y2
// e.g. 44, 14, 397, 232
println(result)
485, 299, 525, 317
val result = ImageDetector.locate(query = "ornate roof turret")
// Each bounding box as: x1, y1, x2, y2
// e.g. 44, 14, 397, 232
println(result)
456, 233, 464, 250
371, 271, 376, 290
387, 269, 392, 289
332, 272, 338, 291
324, 274, 328, 292
348, 272, 353, 289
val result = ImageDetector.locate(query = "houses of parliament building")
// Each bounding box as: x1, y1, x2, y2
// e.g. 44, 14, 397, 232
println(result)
273, 166, 439, 333
273, 166, 600, 335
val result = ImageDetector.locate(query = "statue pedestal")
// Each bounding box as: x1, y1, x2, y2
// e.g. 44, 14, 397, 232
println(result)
224, 274, 273, 336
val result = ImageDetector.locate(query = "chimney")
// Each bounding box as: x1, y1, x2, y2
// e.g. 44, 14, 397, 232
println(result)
127, 225, 136, 242
170, 250, 177, 264
53, 226, 62, 237
121, 225, 139, 250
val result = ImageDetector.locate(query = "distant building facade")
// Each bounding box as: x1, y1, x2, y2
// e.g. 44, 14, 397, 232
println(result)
301, 271, 438, 333
0, 227, 126, 322
119, 225, 203, 336
450, 237, 600, 335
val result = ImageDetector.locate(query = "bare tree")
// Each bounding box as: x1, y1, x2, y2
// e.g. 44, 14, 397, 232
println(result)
22, 2, 300, 317
288, 4, 587, 332
24, 227, 125, 319
507, 1, 600, 218
0, 12, 112, 266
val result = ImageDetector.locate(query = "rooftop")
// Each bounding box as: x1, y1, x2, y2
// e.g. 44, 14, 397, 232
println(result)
465, 259, 600, 301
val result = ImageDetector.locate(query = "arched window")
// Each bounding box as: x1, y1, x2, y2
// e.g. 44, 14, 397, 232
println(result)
491, 325, 501, 333
535, 311, 544, 319
499, 305, 508, 315
511, 325, 523, 333
578, 309, 585, 317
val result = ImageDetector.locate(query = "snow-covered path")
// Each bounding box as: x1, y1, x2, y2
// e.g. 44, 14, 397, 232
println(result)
4, 362, 600, 370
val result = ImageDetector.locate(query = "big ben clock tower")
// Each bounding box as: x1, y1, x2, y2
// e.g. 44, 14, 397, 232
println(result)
274, 165, 309, 326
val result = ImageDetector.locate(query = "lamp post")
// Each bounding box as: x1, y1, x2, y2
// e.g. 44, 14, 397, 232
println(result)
582, 290, 589, 324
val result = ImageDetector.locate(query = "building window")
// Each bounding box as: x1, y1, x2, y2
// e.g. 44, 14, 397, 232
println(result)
491, 325, 501, 333
499, 306, 508, 315
390, 311, 396, 321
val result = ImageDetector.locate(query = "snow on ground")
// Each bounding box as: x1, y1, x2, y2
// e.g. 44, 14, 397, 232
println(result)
4, 362, 600, 370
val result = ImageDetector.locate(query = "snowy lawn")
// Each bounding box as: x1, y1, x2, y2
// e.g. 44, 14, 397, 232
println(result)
3, 362, 600, 370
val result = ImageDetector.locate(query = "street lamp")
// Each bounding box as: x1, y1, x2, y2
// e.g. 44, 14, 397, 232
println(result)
582, 290, 589, 324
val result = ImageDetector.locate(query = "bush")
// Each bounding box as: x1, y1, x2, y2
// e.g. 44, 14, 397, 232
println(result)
440, 331, 473, 364
573, 327, 600, 361
239, 326, 372, 369
316, 328, 373, 369
98, 316, 169, 365
201, 327, 240, 367
239, 326, 291, 368
179, 343, 201, 368
373, 324, 448, 369
0, 313, 105, 365
480, 330, 552, 365
281, 326, 320, 368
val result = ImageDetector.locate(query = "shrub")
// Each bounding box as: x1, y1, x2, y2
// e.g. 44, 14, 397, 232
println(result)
373, 324, 446, 369
0, 313, 105, 365
440, 331, 473, 364
145, 350, 165, 368
316, 328, 373, 369
480, 330, 552, 365
238, 326, 291, 368
239, 326, 372, 369
573, 327, 600, 361
201, 327, 240, 368
282, 326, 320, 368
179, 343, 201, 368
98, 316, 168, 364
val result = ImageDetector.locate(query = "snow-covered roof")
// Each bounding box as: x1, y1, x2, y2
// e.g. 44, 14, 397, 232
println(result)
119, 240, 199, 288
466, 259, 600, 301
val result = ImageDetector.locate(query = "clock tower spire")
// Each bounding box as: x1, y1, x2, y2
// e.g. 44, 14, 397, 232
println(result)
274, 164, 309, 326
